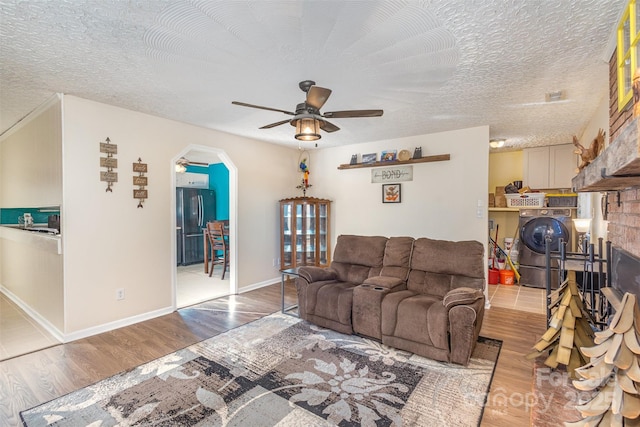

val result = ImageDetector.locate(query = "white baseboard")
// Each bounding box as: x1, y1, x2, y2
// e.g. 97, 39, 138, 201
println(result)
2, 278, 281, 345
0, 285, 64, 342
63, 306, 174, 342
237, 277, 281, 294
1, 285, 174, 343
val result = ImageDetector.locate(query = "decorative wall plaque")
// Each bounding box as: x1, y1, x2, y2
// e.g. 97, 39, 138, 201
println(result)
371, 165, 413, 183
133, 158, 148, 208
99, 137, 117, 192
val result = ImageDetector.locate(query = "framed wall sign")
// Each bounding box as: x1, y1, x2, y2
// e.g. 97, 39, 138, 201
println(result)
371, 165, 413, 183
382, 184, 401, 203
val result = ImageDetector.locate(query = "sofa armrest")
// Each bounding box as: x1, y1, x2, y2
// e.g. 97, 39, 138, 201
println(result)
443, 287, 484, 310
448, 296, 485, 365
362, 275, 405, 290
297, 266, 337, 283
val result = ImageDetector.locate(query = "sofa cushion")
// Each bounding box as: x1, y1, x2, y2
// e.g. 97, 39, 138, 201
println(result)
308, 281, 358, 326
443, 287, 484, 309
379, 236, 414, 280
333, 235, 388, 266
408, 238, 485, 297
381, 291, 447, 350
410, 238, 484, 279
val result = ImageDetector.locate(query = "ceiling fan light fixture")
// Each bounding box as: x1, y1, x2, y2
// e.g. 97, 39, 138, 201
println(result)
489, 138, 506, 148
295, 116, 321, 141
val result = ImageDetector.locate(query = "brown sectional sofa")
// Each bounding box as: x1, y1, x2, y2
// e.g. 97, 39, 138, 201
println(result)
295, 234, 486, 366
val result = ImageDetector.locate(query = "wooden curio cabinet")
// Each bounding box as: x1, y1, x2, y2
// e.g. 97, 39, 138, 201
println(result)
279, 197, 331, 270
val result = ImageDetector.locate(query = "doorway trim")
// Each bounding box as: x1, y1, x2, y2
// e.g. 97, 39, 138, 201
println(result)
171, 144, 238, 309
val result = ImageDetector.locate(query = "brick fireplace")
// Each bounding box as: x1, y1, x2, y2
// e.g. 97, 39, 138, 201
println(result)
606, 189, 640, 258
603, 50, 640, 259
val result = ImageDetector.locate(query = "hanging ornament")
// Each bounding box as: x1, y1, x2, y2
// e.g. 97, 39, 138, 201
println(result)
296, 150, 312, 197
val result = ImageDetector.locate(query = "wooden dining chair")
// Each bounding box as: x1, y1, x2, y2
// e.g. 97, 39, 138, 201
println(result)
206, 221, 229, 279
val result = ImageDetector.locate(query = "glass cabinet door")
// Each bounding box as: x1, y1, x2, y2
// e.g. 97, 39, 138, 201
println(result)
295, 202, 304, 266
280, 197, 331, 270
318, 202, 328, 265
281, 201, 293, 269
303, 202, 316, 265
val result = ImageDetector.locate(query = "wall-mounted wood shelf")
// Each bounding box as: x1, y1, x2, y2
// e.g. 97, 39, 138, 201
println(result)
572, 117, 640, 191
489, 207, 520, 212
337, 154, 450, 170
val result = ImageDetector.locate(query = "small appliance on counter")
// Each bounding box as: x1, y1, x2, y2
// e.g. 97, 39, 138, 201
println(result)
48, 214, 60, 232
23, 213, 33, 228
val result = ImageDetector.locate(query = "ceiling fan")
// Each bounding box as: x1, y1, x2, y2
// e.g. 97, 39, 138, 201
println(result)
175, 157, 208, 173
232, 80, 383, 141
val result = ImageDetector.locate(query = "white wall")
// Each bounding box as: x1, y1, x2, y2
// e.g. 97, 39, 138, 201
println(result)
577, 92, 610, 244
311, 126, 489, 249
62, 96, 297, 334
0, 95, 64, 332
0, 94, 62, 207
3, 93, 490, 337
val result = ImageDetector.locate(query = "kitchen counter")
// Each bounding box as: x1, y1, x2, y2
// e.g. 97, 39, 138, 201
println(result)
0, 225, 62, 254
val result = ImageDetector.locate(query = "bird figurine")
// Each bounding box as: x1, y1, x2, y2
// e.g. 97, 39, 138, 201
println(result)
633, 68, 640, 117
299, 157, 310, 188
573, 128, 604, 172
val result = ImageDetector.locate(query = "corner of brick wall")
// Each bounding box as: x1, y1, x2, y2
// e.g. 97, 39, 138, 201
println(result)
605, 189, 640, 257
607, 51, 640, 258
609, 49, 634, 142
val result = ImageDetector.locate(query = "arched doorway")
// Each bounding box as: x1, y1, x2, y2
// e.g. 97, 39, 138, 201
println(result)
172, 145, 237, 308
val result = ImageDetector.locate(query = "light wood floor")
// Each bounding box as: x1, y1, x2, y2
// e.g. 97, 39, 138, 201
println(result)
0, 262, 229, 361
0, 283, 547, 426
0, 294, 60, 361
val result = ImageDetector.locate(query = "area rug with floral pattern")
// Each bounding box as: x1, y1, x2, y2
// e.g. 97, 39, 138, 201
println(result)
21, 313, 501, 426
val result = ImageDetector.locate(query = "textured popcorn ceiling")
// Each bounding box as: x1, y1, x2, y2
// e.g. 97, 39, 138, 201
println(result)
0, 0, 626, 152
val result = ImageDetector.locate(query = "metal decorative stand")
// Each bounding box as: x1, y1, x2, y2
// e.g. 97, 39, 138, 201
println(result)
296, 179, 312, 197
544, 236, 611, 329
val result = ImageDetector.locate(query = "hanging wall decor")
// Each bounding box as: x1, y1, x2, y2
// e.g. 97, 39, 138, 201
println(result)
382, 183, 401, 203
296, 150, 312, 197
133, 158, 148, 208
99, 137, 118, 192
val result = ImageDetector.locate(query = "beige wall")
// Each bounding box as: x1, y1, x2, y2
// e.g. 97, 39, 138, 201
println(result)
577, 91, 610, 244
61, 96, 297, 335
2, 94, 494, 338
488, 151, 523, 193
312, 126, 489, 251
488, 150, 523, 251
0, 95, 62, 208
0, 95, 64, 333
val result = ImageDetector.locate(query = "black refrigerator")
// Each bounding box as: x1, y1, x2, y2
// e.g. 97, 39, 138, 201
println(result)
176, 188, 216, 265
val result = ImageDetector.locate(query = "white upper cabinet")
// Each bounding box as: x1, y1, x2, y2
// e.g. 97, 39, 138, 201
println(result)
523, 144, 576, 189
548, 144, 577, 188
176, 172, 209, 188
0, 96, 63, 208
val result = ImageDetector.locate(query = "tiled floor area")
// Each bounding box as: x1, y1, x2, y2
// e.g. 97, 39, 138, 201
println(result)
176, 262, 231, 308
0, 293, 60, 361
487, 283, 546, 314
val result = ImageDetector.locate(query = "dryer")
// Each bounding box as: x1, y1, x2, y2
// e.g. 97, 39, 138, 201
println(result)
519, 208, 574, 289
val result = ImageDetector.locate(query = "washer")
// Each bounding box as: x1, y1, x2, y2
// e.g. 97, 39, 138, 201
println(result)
519, 208, 574, 289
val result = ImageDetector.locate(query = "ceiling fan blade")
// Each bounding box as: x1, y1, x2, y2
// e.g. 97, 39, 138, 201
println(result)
306, 86, 332, 110
177, 157, 208, 166
232, 101, 295, 116
260, 119, 291, 129
319, 120, 340, 133
323, 109, 384, 119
